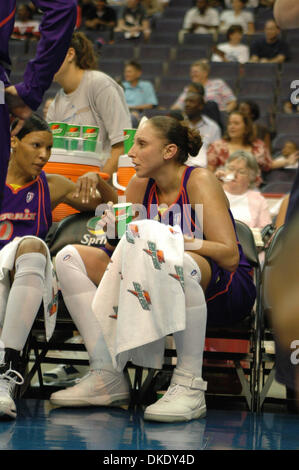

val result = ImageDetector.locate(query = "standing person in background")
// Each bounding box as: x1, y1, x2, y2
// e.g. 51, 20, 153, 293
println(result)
46, 32, 132, 179
1, 0, 77, 212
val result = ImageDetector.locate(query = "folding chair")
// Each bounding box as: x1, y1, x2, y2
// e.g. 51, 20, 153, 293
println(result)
19, 212, 137, 402
256, 225, 285, 412
135, 220, 262, 411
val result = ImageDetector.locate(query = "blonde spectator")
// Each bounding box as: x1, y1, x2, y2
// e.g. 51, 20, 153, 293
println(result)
172, 60, 237, 113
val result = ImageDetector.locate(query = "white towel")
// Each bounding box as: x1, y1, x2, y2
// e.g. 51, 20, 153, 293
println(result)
92, 219, 186, 372
0, 236, 58, 341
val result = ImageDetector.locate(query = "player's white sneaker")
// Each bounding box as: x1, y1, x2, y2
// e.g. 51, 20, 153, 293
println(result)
0, 367, 24, 420
144, 368, 207, 423
50, 369, 130, 408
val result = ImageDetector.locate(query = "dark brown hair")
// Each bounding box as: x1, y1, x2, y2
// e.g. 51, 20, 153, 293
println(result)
70, 32, 98, 70
224, 111, 255, 146
149, 116, 202, 164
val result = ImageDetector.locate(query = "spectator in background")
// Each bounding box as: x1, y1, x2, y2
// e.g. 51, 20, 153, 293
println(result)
79, 0, 97, 20
183, 91, 222, 167
207, 111, 274, 173
172, 60, 237, 113
250, 19, 290, 63
187, 82, 223, 131
116, 0, 151, 41
219, 0, 255, 34
182, 0, 220, 35
141, 0, 163, 26
238, 99, 272, 150
11, 3, 41, 41
42, 97, 55, 120
211, 24, 250, 63
216, 150, 272, 230
84, 0, 117, 43
122, 60, 158, 121
273, 139, 299, 169
224, 0, 258, 7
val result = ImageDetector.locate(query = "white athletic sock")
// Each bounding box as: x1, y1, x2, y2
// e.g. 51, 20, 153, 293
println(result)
55, 245, 114, 372
0, 252, 46, 351
173, 253, 207, 379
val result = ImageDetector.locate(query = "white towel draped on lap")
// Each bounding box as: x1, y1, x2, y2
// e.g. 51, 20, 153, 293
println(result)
92, 219, 186, 372
0, 236, 58, 341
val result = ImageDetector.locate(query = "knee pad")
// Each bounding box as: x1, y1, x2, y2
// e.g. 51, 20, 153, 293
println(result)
183, 252, 201, 285
55, 245, 87, 282
14, 252, 46, 282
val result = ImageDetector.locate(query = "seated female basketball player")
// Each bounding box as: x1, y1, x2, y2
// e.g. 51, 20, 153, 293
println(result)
0, 113, 117, 420
50, 116, 256, 423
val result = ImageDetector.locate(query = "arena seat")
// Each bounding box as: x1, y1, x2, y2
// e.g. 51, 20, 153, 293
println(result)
135, 220, 262, 411
19, 219, 261, 410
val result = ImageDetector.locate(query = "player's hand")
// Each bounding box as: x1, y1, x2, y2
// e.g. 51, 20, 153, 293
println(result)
5, 86, 32, 135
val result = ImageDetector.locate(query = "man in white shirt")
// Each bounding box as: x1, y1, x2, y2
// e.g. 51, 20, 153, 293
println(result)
184, 91, 221, 167
183, 0, 219, 34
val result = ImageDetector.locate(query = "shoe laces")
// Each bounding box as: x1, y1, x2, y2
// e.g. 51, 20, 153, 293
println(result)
0, 367, 24, 395
160, 384, 186, 401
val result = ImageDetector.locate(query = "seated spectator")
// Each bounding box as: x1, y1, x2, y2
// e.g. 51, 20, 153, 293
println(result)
79, 0, 98, 21
216, 150, 272, 230
182, 0, 220, 35
42, 97, 55, 120
207, 111, 274, 173
273, 139, 299, 169
238, 99, 272, 150
122, 60, 158, 121
141, 0, 163, 26
224, 0, 258, 7
183, 91, 222, 167
172, 60, 237, 113
0, 113, 116, 420
116, 0, 151, 41
211, 25, 250, 64
219, 0, 255, 34
250, 19, 290, 63
187, 82, 223, 131
11, 3, 40, 41
84, 0, 117, 43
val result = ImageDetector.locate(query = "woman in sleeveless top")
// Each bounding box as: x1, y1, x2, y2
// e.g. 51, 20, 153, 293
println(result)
49, 116, 256, 423
0, 113, 116, 420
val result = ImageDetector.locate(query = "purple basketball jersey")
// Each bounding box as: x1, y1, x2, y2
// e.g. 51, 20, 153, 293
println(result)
0, 171, 52, 249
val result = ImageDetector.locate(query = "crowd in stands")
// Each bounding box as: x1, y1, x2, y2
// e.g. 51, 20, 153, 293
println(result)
9, 0, 299, 240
